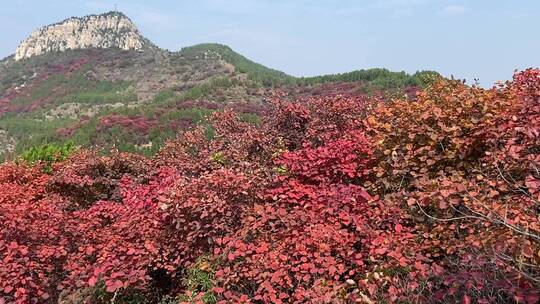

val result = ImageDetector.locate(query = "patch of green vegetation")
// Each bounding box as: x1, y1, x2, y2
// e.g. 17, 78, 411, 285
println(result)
90, 281, 148, 304
177, 256, 217, 304
273, 165, 288, 175
379, 265, 412, 277
19, 141, 77, 173
210, 151, 226, 165
153, 89, 176, 103
297, 68, 441, 91
0, 113, 76, 155
181, 77, 238, 101
64, 81, 136, 105
239, 112, 261, 125
180, 43, 294, 86
57, 65, 136, 105
30, 75, 65, 100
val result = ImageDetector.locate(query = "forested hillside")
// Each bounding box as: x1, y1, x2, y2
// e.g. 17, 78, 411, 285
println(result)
0, 43, 434, 160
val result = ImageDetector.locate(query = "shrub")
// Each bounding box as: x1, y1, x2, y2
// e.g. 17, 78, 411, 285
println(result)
0, 164, 64, 303
365, 75, 539, 302
19, 141, 77, 172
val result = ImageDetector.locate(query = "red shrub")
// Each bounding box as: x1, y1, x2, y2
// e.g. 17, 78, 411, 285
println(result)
98, 114, 158, 135
0, 164, 66, 304
49, 150, 151, 207
56, 117, 91, 137
366, 76, 540, 302
64, 171, 178, 294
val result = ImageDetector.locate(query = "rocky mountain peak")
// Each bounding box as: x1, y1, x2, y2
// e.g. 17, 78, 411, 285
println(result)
15, 11, 152, 60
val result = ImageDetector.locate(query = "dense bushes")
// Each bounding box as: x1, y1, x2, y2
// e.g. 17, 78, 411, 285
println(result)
1, 70, 540, 303
365, 72, 540, 303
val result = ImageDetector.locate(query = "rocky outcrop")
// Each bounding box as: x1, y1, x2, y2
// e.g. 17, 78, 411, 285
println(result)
0, 130, 16, 156
15, 11, 151, 60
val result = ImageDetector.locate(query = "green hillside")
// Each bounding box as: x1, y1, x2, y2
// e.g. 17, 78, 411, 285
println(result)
180, 43, 295, 86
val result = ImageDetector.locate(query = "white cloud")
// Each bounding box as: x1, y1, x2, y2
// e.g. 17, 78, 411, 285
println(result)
441, 5, 468, 14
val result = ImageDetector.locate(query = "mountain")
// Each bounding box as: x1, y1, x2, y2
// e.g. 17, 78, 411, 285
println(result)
0, 11, 436, 159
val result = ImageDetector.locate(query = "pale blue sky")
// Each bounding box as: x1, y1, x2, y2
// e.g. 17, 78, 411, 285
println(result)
2, 0, 539, 86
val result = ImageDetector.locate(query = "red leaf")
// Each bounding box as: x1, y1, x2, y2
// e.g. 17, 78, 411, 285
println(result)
88, 277, 98, 287
213, 287, 224, 294
85, 246, 95, 255
375, 248, 387, 255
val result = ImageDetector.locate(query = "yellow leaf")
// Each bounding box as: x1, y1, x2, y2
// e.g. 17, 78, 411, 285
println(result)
199, 261, 211, 272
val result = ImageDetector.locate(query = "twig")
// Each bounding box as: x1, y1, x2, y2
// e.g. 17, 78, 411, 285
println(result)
111, 290, 118, 304
416, 202, 482, 222
461, 191, 540, 242
358, 291, 375, 304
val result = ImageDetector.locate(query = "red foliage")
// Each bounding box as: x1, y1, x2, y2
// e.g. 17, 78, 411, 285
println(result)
2, 71, 540, 303
49, 150, 151, 207
0, 164, 65, 303
215, 129, 423, 303
0, 57, 91, 116
63, 171, 177, 294
98, 114, 158, 135
0, 154, 174, 303
56, 116, 91, 137
366, 75, 540, 302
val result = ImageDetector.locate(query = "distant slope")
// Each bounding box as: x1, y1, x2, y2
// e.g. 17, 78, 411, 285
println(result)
179, 44, 440, 90
298, 68, 439, 89
0, 43, 438, 160
0, 46, 272, 158
180, 43, 294, 86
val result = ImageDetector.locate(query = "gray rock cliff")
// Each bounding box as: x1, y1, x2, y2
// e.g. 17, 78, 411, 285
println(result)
15, 12, 152, 60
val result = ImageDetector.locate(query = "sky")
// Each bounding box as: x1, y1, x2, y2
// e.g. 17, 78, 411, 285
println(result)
2, 0, 540, 86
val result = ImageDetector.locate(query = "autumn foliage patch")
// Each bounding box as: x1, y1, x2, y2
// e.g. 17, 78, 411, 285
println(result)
1, 71, 540, 303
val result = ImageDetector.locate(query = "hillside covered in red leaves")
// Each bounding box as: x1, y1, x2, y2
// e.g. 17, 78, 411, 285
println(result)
1, 70, 540, 304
